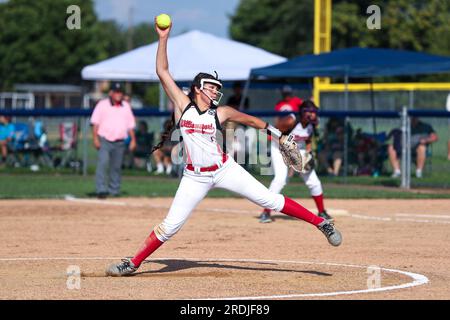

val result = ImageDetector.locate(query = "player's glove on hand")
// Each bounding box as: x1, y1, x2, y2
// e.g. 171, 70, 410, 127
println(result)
303, 151, 315, 172
279, 134, 312, 173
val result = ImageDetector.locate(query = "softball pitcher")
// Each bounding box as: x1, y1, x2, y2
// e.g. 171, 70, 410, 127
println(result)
106, 19, 342, 276
259, 100, 334, 223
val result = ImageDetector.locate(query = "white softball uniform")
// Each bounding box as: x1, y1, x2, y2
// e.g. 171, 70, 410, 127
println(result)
177, 104, 224, 168
154, 103, 285, 242
268, 122, 323, 196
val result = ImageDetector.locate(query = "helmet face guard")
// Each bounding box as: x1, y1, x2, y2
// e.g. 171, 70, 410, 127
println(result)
192, 72, 223, 106
200, 78, 223, 106
301, 105, 319, 126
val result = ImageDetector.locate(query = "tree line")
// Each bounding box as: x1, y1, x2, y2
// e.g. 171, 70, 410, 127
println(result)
230, 0, 450, 81
0, 0, 157, 90
1, 0, 449, 91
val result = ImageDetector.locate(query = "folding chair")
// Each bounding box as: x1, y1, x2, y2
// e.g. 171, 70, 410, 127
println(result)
7, 122, 30, 167
54, 121, 80, 169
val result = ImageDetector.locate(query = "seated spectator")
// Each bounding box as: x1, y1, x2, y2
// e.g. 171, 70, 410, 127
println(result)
388, 117, 438, 178
133, 121, 154, 171
153, 118, 176, 175
59, 122, 79, 168
29, 120, 52, 170
0, 116, 14, 165
318, 117, 352, 176
223, 82, 250, 161
353, 129, 379, 176
7, 122, 29, 167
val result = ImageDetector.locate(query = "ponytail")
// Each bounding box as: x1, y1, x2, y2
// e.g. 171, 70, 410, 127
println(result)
187, 83, 196, 102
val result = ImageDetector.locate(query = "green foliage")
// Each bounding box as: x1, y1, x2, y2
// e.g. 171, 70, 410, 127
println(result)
230, 0, 450, 66
0, 0, 102, 88
143, 84, 160, 107
0, 0, 158, 90
132, 23, 158, 49
333, 0, 450, 57
332, 2, 377, 49
229, 0, 314, 58
332, 0, 450, 81
91, 20, 127, 61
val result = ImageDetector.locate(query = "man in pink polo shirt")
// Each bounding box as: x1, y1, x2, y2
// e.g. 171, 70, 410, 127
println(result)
91, 82, 136, 198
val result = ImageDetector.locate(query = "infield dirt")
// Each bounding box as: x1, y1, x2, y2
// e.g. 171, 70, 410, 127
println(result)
0, 198, 449, 299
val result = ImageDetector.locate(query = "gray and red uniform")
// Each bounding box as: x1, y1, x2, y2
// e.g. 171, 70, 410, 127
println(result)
269, 121, 324, 197
262, 105, 326, 218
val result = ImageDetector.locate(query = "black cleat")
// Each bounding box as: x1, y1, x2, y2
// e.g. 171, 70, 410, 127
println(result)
96, 192, 109, 199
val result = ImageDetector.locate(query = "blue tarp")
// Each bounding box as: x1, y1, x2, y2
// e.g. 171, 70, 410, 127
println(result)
251, 47, 450, 78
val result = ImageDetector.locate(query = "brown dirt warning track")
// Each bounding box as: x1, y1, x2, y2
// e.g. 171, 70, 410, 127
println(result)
0, 197, 449, 300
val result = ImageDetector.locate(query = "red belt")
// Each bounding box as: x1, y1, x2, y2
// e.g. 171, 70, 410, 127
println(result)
186, 154, 228, 172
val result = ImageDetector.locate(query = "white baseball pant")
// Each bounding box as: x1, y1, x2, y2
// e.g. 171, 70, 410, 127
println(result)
154, 158, 285, 242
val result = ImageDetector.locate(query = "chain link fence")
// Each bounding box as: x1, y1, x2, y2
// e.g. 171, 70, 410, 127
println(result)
1, 108, 449, 189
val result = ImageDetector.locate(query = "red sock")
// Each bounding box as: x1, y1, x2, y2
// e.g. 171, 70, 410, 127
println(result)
312, 194, 325, 213
131, 231, 164, 267
262, 208, 271, 214
281, 196, 324, 226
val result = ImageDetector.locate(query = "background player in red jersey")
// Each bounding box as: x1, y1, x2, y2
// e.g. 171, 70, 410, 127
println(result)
275, 85, 303, 114
259, 100, 333, 223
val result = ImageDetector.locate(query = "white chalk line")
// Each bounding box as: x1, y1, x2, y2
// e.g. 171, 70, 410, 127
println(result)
395, 218, 450, 224
0, 256, 120, 262
63, 195, 348, 216
349, 214, 392, 221
194, 258, 429, 300
395, 213, 450, 219
349, 214, 450, 224
0, 256, 428, 300
65, 195, 449, 224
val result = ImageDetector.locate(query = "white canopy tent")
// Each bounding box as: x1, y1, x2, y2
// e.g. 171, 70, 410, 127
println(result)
80, 31, 285, 176
81, 30, 286, 82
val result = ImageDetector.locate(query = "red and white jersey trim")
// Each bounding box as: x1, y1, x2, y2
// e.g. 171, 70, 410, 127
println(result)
178, 104, 225, 167
290, 122, 314, 150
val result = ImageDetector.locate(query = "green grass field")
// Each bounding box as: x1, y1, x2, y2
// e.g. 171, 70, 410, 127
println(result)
1, 170, 449, 200
4, 118, 446, 199
1, 120, 448, 199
